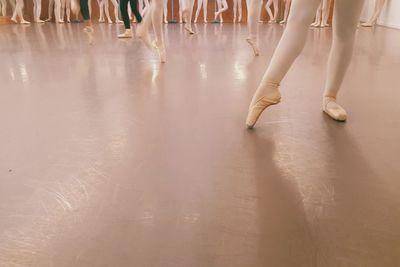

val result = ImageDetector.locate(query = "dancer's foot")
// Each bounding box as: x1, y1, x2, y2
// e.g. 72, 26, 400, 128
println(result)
238, 15, 242, 22
116, 19, 123, 24
268, 19, 276, 24
118, 29, 133, 38
11, 17, 18, 23
246, 37, 260, 56
108, 19, 113, 24
35, 19, 45, 23
279, 20, 286, 24
322, 97, 347, 122
136, 23, 151, 48
152, 40, 166, 63
204, 19, 207, 23
233, 16, 236, 23
185, 25, 195, 34
194, 18, 198, 23
45, 17, 52, 22
57, 20, 64, 24
20, 19, 31, 24
311, 21, 320, 27
164, 19, 168, 24
67, 19, 71, 23
98, 18, 105, 22
321, 23, 329, 28
246, 81, 281, 128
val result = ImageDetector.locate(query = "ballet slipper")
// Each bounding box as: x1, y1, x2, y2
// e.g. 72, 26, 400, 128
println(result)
136, 23, 152, 48
246, 82, 281, 128
152, 40, 166, 63
118, 29, 133, 38
322, 97, 347, 122
246, 37, 260, 56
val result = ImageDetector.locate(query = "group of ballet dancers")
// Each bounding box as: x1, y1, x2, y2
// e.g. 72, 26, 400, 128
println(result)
5, 0, 387, 128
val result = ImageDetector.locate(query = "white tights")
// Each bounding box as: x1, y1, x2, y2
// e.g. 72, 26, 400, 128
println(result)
252, 0, 365, 102
233, 0, 242, 22
33, 0, 43, 21
194, 0, 207, 23
265, 0, 279, 22
12, 0, 27, 22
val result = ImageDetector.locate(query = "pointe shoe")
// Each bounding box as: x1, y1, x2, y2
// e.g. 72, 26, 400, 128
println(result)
45, 17, 52, 22
233, 16, 236, 23
279, 20, 286, 25
136, 23, 151, 48
164, 19, 168, 24
11, 17, 18, 23
35, 19, 45, 23
152, 40, 166, 63
185, 25, 195, 34
246, 37, 260, 56
118, 29, 133, 38
108, 19, 113, 24
98, 18, 105, 23
57, 20, 64, 24
204, 19, 207, 23
21, 19, 31, 24
246, 87, 281, 128
323, 97, 347, 122
238, 16, 242, 22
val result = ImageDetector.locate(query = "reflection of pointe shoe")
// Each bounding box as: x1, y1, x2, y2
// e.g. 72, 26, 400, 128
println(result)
83, 26, 94, 33
136, 23, 151, 48
360, 22, 374, 27
323, 97, 347, 122
118, 29, 133, 38
152, 40, 166, 63
246, 86, 281, 129
246, 37, 260, 56
185, 25, 195, 34
21, 19, 31, 24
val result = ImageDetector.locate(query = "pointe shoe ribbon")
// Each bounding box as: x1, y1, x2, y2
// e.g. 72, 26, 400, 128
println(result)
246, 89, 281, 129
323, 96, 347, 122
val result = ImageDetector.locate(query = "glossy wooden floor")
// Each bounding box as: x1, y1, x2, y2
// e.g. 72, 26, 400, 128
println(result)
0, 23, 400, 267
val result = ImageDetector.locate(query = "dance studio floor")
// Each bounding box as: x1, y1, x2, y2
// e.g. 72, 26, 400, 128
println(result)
0, 23, 400, 266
